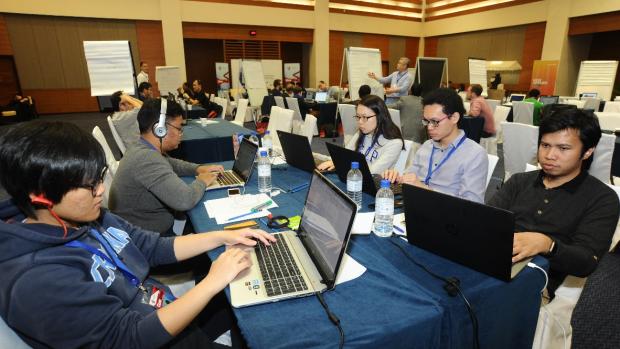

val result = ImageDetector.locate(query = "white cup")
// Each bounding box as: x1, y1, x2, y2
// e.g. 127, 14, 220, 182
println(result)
200, 118, 207, 126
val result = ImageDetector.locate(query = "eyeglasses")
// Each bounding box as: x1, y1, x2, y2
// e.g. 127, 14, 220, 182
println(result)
421, 116, 450, 128
166, 122, 184, 135
79, 166, 108, 197
354, 115, 376, 123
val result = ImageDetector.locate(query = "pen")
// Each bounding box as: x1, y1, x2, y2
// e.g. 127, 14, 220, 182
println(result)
251, 200, 273, 212
226, 211, 257, 222
289, 182, 309, 193
393, 225, 405, 235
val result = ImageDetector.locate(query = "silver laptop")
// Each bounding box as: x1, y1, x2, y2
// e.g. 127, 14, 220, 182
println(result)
229, 170, 357, 307
314, 91, 328, 103
206, 138, 258, 191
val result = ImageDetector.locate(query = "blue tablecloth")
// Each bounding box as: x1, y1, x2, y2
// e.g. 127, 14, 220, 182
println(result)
169, 119, 253, 164
186, 162, 547, 349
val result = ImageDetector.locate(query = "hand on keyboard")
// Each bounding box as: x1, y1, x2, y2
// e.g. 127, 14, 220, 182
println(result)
206, 248, 253, 289
222, 228, 276, 247
197, 171, 218, 186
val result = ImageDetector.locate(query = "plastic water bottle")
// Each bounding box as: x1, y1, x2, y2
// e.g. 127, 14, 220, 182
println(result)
346, 162, 363, 210
262, 130, 273, 157
258, 151, 272, 194
373, 179, 394, 237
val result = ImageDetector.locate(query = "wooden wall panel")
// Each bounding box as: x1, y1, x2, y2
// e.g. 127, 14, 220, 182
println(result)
184, 39, 223, 94
569, 11, 620, 36
405, 37, 420, 63
183, 22, 313, 43
362, 34, 390, 61
329, 31, 344, 86
516, 22, 546, 91
136, 21, 166, 97
0, 14, 13, 55
425, 37, 438, 57
23, 88, 99, 114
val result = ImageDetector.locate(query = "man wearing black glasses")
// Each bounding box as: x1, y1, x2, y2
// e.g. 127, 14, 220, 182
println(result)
383, 88, 488, 203
109, 98, 224, 235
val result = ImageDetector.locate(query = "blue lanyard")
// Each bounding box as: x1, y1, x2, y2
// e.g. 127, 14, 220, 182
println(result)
424, 135, 467, 185
358, 135, 378, 163
395, 71, 407, 84
65, 227, 141, 288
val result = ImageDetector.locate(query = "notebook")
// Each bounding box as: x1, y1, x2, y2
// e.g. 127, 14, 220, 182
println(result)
206, 138, 258, 191
229, 170, 357, 307
277, 130, 324, 172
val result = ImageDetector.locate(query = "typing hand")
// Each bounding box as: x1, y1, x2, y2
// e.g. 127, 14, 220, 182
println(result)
197, 171, 218, 186
512, 232, 553, 263
224, 228, 276, 247
382, 169, 402, 183
198, 164, 224, 174
205, 248, 252, 289
317, 160, 335, 172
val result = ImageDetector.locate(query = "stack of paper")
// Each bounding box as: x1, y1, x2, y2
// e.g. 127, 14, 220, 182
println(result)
204, 194, 278, 224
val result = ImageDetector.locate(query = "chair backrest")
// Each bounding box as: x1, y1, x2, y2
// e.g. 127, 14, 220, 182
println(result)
92, 126, 119, 176
603, 101, 620, 113
463, 101, 470, 114
213, 97, 227, 119
595, 112, 620, 131
493, 105, 511, 143
512, 101, 534, 125
300, 114, 317, 144
285, 97, 303, 122
525, 163, 538, 172
486, 99, 501, 114
388, 108, 402, 131
267, 106, 294, 150
501, 121, 539, 179
458, 116, 485, 143
106, 116, 126, 154
582, 98, 601, 111
274, 96, 286, 109
0, 316, 30, 349
338, 104, 358, 146
486, 154, 499, 189
393, 140, 413, 174
233, 99, 249, 125
589, 133, 615, 184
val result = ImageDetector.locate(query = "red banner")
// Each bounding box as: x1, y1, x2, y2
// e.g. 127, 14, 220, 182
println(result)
530, 60, 559, 95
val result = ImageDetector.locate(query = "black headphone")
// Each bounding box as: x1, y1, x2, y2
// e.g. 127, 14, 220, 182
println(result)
152, 98, 168, 138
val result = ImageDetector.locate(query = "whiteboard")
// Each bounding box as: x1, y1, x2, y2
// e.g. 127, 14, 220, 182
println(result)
468, 58, 487, 97
83, 41, 135, 96
346, 47, 384, 101
156, 66, 182, 96
241, 60, 268, 106
576, 60, 619, 101
261, 60, 283, 90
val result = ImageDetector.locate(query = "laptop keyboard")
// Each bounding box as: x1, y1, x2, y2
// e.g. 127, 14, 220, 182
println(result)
255, 234, 309, 297
217, 171, 242, 186
372, 174, 402, 195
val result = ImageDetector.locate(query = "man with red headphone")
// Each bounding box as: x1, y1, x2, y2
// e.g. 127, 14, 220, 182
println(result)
0, 120, 274, 348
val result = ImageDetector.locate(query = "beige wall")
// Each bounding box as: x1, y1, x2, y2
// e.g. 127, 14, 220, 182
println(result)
556, 34, 592, 96
0, 0, 159, 21
329, 12, 421, 37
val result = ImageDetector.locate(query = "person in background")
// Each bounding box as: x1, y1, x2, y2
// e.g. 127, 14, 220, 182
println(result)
317, 81, 328, 92
358, 85, 371, 100
186, 80, 221, 118
488, 108, 619, 297
524, 88, 544, 126
110, 91, 143, 147
109, 98, 223, 235
383, 88, 488, 203
467, 83, 496, 137
271, 79, 283, 96
368, 57, 412, 105
491, 73, 501, 89
137, 61, 149, 86
138, 82, 154, 102
0, 120, 275, 348
317, 95, 404, 174
394, 82, 426, 147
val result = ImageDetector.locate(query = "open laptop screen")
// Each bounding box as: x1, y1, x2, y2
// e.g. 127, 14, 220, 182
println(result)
299, 171, 356, 284
232, 139, 258, 181
315, 91, 328, 102
509, 94, 525, 102
540, 96, 559, 105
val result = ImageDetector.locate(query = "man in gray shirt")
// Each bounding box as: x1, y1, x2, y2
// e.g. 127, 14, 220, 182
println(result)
383, 88, 488, 203
393, 82, 426, 145
110, 91, 143, 149
109, 98, 222, 234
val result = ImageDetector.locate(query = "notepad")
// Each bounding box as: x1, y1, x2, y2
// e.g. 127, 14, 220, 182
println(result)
204, 194, 278, 224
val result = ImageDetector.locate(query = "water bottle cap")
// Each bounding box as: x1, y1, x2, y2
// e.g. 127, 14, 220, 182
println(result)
351, 161, 359, 169
260, 151, 268, 157
380, 179, 391, 188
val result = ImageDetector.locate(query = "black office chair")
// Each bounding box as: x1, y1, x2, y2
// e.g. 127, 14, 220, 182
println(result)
458, 116, 485, 143
571, 247, 620, 348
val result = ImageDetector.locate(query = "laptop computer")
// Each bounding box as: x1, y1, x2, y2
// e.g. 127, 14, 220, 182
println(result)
277, 130, 324, 172
229, 170, 357, 307
402, 184, 529, 282
509, 94, 525, 102
580, 92, 598, 99
326, 142, 402, 196
539, 95, 559, 106
315, 91, 328, 103
206, 138, 258, 191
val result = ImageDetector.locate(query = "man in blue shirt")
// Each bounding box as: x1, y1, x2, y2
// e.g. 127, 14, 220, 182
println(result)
368, 57, 412, 105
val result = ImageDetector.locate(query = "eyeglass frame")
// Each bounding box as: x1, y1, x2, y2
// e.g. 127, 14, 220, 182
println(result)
421, 115, 451, 128
79, 165, 108, 197
166, 122, 184, 134
353, 114, 377, 123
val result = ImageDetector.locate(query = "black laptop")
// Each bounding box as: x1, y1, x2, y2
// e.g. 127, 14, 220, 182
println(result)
276, 130, 323, 172
402, 184, 529, 282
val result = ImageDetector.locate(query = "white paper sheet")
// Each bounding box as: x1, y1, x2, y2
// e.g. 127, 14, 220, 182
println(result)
351, 212, 375, 235
335, 253, 366, 285
83, 41, 135, 96
156, 66, 183, 96
393, 212, 406, 236
204, 194, 278, 224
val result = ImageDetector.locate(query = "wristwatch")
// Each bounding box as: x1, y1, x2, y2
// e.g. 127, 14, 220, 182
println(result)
547, 239, 557, 257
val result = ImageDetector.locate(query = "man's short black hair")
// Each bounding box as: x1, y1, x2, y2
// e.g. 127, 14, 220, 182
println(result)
138, 82, 152, 94
528, 89, 541, 98
539, 108, 601, 170
137, 98, 185, 134
422, 88, 466, 119
470, 84, 483, 97
0, 121, 107, 218
110, 91, 122, 112
358, 85, 371, 99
